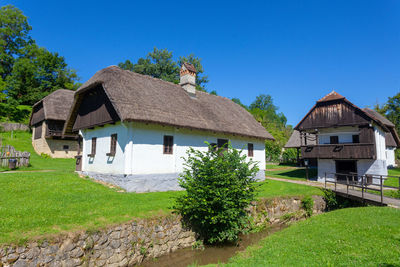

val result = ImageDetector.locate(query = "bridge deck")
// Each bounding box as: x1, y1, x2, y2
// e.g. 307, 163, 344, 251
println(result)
332, 187, 400, 208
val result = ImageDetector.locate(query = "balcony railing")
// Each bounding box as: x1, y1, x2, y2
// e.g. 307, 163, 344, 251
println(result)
301, 143, 375, 159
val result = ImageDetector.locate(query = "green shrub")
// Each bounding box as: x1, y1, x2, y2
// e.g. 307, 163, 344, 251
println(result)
301, 196, 314, 217
174, 142, 259, 244
282, 148, 298, 163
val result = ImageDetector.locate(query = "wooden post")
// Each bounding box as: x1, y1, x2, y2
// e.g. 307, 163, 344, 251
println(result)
361, 176, 364, 202
334, 174, 337, 191
306, 165, 309, 181
324, 172, 327, 188
346, 175, 349, 197
380, 175, 383, 205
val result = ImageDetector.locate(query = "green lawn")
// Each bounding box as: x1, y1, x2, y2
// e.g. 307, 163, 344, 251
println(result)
266, 167, 317, 181
222, 207, 400, 267
0, 131, 75, 172
0, 131, 321, 245
385, 168, 400, 188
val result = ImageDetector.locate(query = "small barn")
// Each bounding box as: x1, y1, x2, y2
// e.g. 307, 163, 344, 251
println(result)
63, 64, 274, 192
30, 89, 79, 158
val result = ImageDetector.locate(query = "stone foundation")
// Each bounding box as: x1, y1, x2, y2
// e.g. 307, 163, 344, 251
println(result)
0, 196, 325, 267
81, 170, 266, 193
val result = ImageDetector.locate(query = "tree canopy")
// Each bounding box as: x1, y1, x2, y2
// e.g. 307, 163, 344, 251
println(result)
0, 5, 79, 106
118, 47, 210, 92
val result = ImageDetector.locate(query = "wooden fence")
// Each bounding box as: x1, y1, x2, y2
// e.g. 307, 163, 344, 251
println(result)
0, 142, 30, 168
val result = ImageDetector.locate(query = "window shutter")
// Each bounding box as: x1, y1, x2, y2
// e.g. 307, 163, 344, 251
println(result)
248, 143, 254, 157
163, 136, 173, 154
91, 137, 97, 156
108, 134, 117, 156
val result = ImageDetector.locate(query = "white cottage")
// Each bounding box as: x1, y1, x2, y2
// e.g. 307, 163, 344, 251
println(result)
295, 91, 399, 183
63, 64, 274, 192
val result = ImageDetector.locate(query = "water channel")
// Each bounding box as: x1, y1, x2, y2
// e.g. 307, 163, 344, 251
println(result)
141, 223, 287, 267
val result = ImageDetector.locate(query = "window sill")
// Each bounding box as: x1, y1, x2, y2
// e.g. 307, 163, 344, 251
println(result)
87, 154, 95, 157
106, 153, 116, 157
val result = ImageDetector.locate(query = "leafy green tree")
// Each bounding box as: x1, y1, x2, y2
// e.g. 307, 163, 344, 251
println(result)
249, 94, 292, 161
119, 47, 210, 92
6, 45, 78, 105
174, 143, 259, 244
375, 92, 400, 161
231, 97, 248, 109
0, 5, 33, 80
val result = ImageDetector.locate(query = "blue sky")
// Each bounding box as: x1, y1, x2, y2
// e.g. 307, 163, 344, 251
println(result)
3, 0, 400, 126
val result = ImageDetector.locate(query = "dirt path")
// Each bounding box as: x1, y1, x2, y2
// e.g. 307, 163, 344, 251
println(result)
0, 169, 56, 174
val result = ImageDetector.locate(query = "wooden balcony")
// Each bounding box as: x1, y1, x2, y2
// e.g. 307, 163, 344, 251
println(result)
301, 143, 375, 159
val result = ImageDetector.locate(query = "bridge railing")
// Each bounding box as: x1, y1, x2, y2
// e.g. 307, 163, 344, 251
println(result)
324, 172, 400, 204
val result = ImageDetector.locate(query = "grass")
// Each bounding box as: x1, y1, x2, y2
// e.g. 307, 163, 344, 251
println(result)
266, 167, 317, 181
0, 131, 75, 172
0, 131, 321, 245
222, 207, 400, 267
385, 168, 400, 188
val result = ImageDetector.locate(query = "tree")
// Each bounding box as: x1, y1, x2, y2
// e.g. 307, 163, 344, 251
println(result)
6, 45, 79, 105
174, 143, 259, 244
375, 92, 400, 161
249, 94, 292, 162
118, 47, 211, 92
0, 5, 33, 80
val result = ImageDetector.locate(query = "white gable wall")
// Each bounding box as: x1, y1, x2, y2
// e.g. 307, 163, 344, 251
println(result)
386, 147, 396, 167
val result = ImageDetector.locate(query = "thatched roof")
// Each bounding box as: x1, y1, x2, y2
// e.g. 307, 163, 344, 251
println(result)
64, 66, 274, 140
30, 89, 75, 126
284, 130, 316, 148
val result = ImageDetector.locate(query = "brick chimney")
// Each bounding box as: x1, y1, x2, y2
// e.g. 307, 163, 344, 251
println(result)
180, 62, 197, 97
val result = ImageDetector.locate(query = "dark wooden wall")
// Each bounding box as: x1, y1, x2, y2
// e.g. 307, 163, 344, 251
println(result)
297, 101, 371, 130
31, 102, 45, 126
72, 85, 120, 131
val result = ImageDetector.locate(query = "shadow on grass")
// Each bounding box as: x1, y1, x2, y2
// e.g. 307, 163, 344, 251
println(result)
268, 168, 318, 181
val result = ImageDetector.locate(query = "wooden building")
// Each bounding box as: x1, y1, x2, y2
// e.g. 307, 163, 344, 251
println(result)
293, 91, 399, 182
63, 64, 274, 192
30, 89, 78, 158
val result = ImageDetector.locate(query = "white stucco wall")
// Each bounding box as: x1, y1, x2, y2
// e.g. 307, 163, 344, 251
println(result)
81, 123, 130, 174
81, 122, 266, 176
318, 126, 359, 144
386, 147, 396, 167
317, 159, 336, 182
317, 158, 388, 183
374, 126, 387, 160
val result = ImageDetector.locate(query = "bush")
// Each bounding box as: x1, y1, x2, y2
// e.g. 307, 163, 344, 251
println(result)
301, 196, 314, 217
174, 142, 259, 244
282, 148, 298, 163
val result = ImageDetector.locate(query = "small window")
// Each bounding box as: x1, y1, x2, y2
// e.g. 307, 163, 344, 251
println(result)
107, 134, 117, 156
63, 145, 69, 150
88, 137, 96, 157
217, 139, 229, 150
248, 143, 254, 157
352, 135, 360, 144
163, 135, 173, 154
330, 136, 339, 144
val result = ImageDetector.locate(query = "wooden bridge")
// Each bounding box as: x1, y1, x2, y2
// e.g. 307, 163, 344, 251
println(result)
324, 172, 400, 208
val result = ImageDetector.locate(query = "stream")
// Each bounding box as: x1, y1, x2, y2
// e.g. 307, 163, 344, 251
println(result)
140, 223, 287, 267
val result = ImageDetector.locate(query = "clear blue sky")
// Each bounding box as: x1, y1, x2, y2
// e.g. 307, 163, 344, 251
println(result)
3, 0, 400, 126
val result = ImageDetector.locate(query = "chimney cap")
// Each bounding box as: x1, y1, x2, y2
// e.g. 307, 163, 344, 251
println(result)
182, 62, 197, 73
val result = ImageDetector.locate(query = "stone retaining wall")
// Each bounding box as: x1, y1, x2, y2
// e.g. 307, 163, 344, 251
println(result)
0, 196, 325, 267
0, 123, 29, 132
